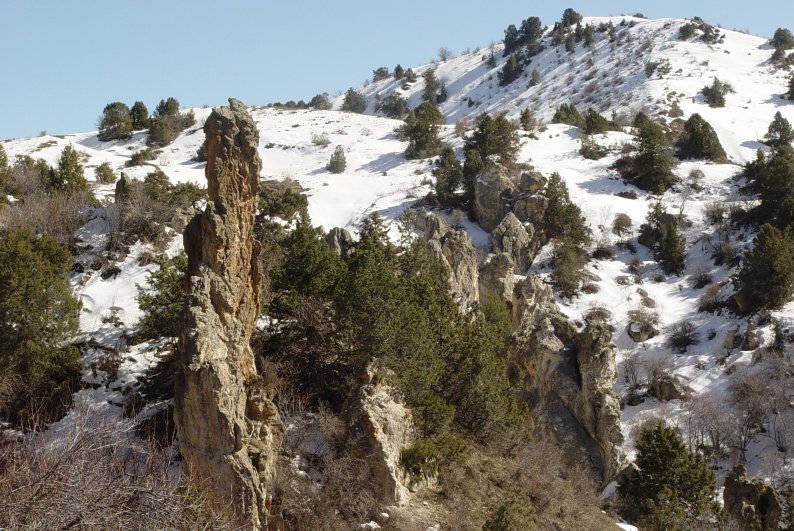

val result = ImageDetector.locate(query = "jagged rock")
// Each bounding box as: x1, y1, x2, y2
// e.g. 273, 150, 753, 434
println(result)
356, 365, 415, 505
512, 194, 548, 226
519, 171, 547, 193
648, 374, 691, 402
175, 98, 283, 529
510, 276, 625, 484
325, 227, 353, 258
724, 465, 782, 530
474, 158, 515, 232
627, 320, 659, 343
479, 252, 515, 308
427, 228, 479, 311
415, 210, 449, 240
491, 213, 535, 273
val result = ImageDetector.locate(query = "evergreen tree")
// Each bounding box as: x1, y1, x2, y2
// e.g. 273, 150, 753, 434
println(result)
498, 52, 525, 86
462, 149, 484, 203
341, 88, 366, 113
97, 102, 133, 141
565, 33, 576, 53
519, 108, 536, 131
422, 69, 439, 103
619, 421, 716, 525
503, 24, 520, 56
551, 103, 584, 128
486, 51, 497, 68
772, 28, 794, 50
561, 8, 583, 27
393, 64, 405, 80
436, 81, 448, 104
543, 172, 590, 245
746, 145, 794, 221
155, 97, 180, 117
618, 114, 676, 193
50, 144, 87, 191
309, 93, 331, 110
0, 144, 12, 192
464, 113, 520, 168
700, 78, 734, 108
376, 93, 408, 119
94, 162, 116, 184
765, 111, 794, 148
582, 108, 614, 135
738, 223, 794, 310
551, 238, 588, 297
0, 227, 81, 424
788, 73, 794, 100
372, 66, 390, 82
659, 222, 687, 275
530, 69, 541, 86
432, 147, 463, 205
398, 102, 444, 159
584, 23, 595, 46
520, 16, 543, 54
678, 113, 727, 161
130, 101, 150, 130
326, 145, 347, 173
137, 254, 187, 339
404, 68, 417, 83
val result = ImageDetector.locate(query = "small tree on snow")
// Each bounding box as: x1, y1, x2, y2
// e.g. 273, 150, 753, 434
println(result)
765, 111, 794, 148
326, 146, 347, 173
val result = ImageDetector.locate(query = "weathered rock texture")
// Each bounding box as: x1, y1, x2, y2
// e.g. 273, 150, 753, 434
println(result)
325, 226, 353, 259
474, 159, 515, 232
724, 465, 782, 530
175, 99, 282, 529
491, 213, 535, 273
509, 276, 625, 483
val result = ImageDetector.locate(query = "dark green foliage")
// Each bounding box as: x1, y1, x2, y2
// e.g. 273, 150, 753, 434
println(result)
432, 147, 463, 205
126, 148, 157, 167
326, 146, 347, 173
341, 88, 366, 114
564, 33, 575, 53
679, 22, 698, 40
462, 149, 484, 202
551, 238, 588, 297
437, 81, 448, 104
498, 52, 525, 86
745, 145, 794, 222
738, 223, 794, 310
0, 144, 12, 193
520, 16, 543, 51
530, 69, 541, 86
372, 66, 389, 82
155, 97, 180, 117
560, 8, 582, 27
486, 51, 497, 68
137, 253, 187, 340
615, 114, 676, 193
543, 172, 590, 245
404, 68, 417, 83
772, 28, 794, 50
97, 102, 133, 141
422, 69, 439, 103
659, 222, 687, 275
309, 93, 331, 110
94, 162, 116, 184
464, 113, 520, 168
50, 144, 87, 191
678, 113, 727, 161
258, 179, 308, 221
584, 24, 595, 46
398, 102, 444, 160
619, 421, 716, 525
765, 111, 794, 148
519, 108, 536, 131
376, 93, 408, 119
130, 100, 150, 129
701, 78, 734, 108
579, 136, 608, 160
788, 73, 794, 100
582, 108, 616, 135
0, 227, 81, 426
482, 492, 536, 530
393, 64, 405, 79
503, 24, 521, 56
551, 103, 584, 128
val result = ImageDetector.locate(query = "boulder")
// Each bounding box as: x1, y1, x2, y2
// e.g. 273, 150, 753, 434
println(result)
325, 227, 353, 258
491, 213, 535, 273
414, 210, 449, 240
627, 320, 659, 343
724, 465, 782, 530
512, 194, 548, 226
519, 171, 547, 194
648, 374, 691, 401
427, 228, 479, 311
478, 252, 515, 309
474, 158, 515, 232
175, 99, 283, 529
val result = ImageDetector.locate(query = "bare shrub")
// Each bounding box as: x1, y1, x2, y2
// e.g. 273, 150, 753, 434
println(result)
667, 321, 700, 352
623, 352, 641, 387
310, 132, 331, 147
704, 200, 726, 225
698, 283, 722, 313
0, 189, 94, 245
612, 212, 632, 240
688, 266, 712, 289
711, 239, 740, 266
454, 118, 471, 138
0, 410, 240, 529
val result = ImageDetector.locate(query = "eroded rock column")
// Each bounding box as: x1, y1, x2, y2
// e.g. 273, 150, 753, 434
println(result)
175, 98, 282, 528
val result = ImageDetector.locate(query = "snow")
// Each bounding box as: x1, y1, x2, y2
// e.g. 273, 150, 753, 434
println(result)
2, 12, 794, 508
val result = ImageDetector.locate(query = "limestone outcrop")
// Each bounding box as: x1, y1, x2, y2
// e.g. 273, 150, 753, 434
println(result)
724, 465, 782, 530
491, 212, 535, 273
325, 226, 353, 258
175, 99, 282, 529
474, 159, 515, 232
479, 252, 515, 308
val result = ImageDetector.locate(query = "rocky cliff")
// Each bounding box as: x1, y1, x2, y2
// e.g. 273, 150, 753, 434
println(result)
174, 98, 282, 528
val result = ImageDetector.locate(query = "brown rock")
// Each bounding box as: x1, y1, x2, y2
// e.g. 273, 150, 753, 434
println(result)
427, 228, 479, 311
491, 213, 536, 273
479, 252, 515, 309
512, 194, 548, 226
519, 171, 547, 193
724, 465, 782, 530
175, 98, 283, 529
474, 158, 515, 232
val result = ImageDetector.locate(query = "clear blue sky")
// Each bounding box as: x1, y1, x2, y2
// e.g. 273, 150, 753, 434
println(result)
1, 1, 792, 139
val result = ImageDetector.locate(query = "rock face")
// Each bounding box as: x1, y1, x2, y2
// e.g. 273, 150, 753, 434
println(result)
175, 99, 282, 529
474, 159, 515, 232
479, 252, 515, 308
724, 465, 782, 530
325, 226, 353, 258
422, 213, 479, 311
648, 374, 691, 402
491, 213, 535, 273
510, 276, 625, 483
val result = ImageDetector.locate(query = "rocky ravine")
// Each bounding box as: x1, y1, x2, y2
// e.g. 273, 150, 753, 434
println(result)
174, 99, 282, 528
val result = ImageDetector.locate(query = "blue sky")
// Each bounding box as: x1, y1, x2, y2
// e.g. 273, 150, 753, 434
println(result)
1, 1, 792, 139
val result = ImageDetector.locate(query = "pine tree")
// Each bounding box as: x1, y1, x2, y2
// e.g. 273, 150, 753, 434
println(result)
432, 147, 463, 206
565, 33, 576, 53
620, 114, 676, 193
341, 88, 366, 113
309, 93, 331, 110
519, 108, 536, 131
678, 113, 727, 161
137, 254, 187, 339
155, 97, 180, 117
97, 102, 133, 141
659, 222, 687, 275
700, 78, 734, 108
0, 144, 12, 192
50, 144, 87, 191
498, 52, 525, 86
422, 69, 439, 103
503, 24, 520, 56
394, 64, 405, 79
788, 73, 794, 100
738, 223, 794, 310
551, 103, 584, 128
462, 149, 484, 203
619, 421, 716, 525
464, 113, 520, 168
130, 101, 150, 130
582, 108, 614, 135
544, 172, 590, 245
772, 28, 794, 50
398, 102, 444, 159
765, 111, 794, 148
530, 69, 541, 86
326, 145, 347, 173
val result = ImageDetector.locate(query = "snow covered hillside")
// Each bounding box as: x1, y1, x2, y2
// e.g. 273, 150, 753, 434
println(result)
3, 14, 794, 500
